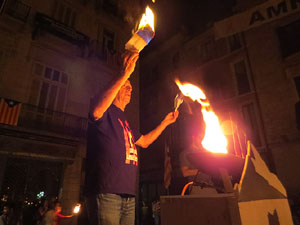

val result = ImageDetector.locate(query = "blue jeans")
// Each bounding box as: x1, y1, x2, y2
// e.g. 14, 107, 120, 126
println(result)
85, 193, 135, 225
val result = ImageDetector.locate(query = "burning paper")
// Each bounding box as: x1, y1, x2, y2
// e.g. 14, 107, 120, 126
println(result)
73, 203, 81, 214
125, 6, 155, 52
175, 79, 228, 154
174, 93, 184, 111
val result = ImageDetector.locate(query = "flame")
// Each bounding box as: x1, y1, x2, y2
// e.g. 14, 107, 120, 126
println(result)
175, 79, 228, 154
73, 204, 81, 214
138, 6, 155, 32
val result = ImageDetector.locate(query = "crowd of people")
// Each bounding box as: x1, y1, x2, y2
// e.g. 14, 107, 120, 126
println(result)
0, 199, 73, 225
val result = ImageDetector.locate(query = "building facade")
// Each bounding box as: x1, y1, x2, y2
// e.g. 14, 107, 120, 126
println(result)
0, 0, 141, 224
139, 0, 300, 205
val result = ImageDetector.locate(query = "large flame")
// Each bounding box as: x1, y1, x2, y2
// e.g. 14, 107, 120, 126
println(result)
138, 6, 155, 32
175, 79, 228, 154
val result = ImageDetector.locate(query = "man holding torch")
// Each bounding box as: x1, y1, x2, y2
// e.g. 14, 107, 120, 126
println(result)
84, 50, 179, 225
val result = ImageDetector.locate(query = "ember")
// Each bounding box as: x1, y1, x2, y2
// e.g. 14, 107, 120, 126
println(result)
175, 79, 228, 154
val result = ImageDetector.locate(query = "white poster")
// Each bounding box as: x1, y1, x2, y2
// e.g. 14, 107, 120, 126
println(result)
214, 0, 300, 39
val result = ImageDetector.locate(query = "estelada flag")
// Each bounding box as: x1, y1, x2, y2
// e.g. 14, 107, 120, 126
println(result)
0, 97, 22, 126
164, 143, 172, 189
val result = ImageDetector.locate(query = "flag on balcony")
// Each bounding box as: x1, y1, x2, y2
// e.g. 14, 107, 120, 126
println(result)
164, 143, 172, 190
0, 97, 22, 126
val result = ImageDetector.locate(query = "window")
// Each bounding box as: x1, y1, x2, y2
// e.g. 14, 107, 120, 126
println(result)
102, 28, 115, 52
201, 39, 216, 61
53, 1, 76, 27
234, 60, 251, 95
242, 103, 261, 146
96, 28, 116, 60
277, 19, 300, 58
29, 62, 68, 112
5, 0, 31, 22
294, 76, 300, 98
228, 33, 242, 52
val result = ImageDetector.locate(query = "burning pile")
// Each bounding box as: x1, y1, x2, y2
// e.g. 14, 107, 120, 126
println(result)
175, 79, 228, 154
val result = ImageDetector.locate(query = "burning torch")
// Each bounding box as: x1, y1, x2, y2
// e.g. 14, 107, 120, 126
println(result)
73, 203, 81, 214
125, 6, 155, 52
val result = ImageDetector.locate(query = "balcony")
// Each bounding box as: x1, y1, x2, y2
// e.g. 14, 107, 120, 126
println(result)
5, 0, 31, 22
33, 12, 90, 48
18, 103, 87, 138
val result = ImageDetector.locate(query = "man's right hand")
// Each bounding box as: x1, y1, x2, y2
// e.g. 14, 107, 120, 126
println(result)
122, 50, 139, 77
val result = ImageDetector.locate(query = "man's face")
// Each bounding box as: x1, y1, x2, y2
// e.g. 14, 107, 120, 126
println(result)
55, 204, 62, 213
117, 80, 132, 106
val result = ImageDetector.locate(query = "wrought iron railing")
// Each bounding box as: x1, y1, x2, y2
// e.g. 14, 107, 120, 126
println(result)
34, 12, 90, 47
18, 104, 88, 138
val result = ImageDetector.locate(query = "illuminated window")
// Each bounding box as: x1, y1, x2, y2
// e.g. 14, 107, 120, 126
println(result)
29, 62, 68, 112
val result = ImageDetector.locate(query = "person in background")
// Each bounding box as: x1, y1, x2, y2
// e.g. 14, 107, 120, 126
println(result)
44, 202, 73, 225
151, 200, 160, 225
140, 201, 148, 225
36, 198, 48, 225
180, 133, 216, 194
0, 204, 10, 225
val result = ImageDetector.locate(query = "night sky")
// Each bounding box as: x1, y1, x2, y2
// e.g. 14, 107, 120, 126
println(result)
141, 0, 236, 50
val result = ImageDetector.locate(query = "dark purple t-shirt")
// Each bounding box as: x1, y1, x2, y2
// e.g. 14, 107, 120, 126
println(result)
84, 104, 141, 196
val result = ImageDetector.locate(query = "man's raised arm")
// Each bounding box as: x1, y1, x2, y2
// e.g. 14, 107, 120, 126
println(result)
91, 51, 139, 120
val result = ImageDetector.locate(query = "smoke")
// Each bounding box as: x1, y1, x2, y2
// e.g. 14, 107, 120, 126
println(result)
118, 0, 145, 30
